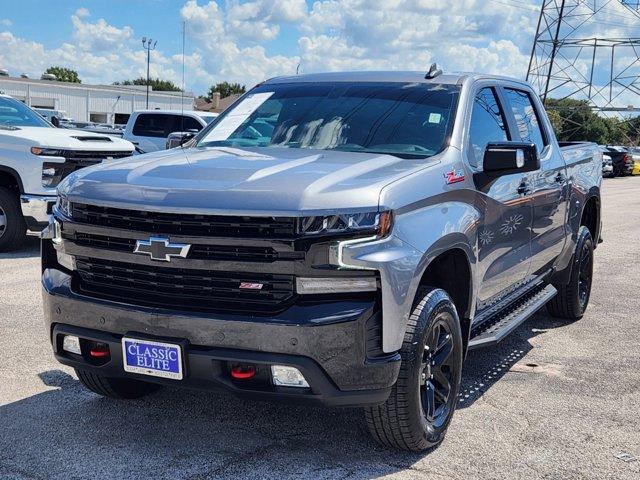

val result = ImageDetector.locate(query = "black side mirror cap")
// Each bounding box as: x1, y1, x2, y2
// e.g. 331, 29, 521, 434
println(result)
483, 142, 539, 177
51, 116, 61, 128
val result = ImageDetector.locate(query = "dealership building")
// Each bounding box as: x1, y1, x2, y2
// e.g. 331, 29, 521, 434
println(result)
0, 75, 195, 124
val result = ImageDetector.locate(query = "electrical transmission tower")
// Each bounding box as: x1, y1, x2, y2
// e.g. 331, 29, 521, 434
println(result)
527, 0, 640, 140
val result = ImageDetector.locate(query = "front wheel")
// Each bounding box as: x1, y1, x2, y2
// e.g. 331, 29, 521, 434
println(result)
364, 287, 463, 452
0, 187, 26, 252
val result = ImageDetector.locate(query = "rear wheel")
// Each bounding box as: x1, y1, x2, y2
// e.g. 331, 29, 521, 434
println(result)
364, 287, 463, 452
75, 369, 161, 399
0, 187, 26, 252
547, 226, 594, 320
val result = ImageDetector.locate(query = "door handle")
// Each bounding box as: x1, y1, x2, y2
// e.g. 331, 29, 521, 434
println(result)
517, 180, 531, 196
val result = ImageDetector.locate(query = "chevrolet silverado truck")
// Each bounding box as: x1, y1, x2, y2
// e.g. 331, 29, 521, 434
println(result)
0, 94, 134, 251
42, 71, 602, 452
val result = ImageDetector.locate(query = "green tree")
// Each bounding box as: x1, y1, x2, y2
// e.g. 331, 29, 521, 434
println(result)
113, 77, 181, 92
206, 82, 246, 100
45, 66, 81, 83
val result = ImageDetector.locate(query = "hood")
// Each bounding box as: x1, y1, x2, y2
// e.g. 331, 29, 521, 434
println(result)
0, 126, 134, 151
61, 146, 440, 215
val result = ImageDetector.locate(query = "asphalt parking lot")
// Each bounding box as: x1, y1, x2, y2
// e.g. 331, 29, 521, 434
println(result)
1, 179, 639, 480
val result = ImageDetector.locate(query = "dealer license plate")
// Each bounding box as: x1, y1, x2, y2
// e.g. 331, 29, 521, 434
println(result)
122, 337, 183, 380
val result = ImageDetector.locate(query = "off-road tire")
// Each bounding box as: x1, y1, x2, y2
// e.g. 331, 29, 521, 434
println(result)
547, 226, 594, 320
75, 369, 161, 399
364, 287, 463, 452
0, 187, 26, 252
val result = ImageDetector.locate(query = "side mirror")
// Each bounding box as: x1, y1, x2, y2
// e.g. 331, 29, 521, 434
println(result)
483, 142, 539, 177
51, 116, 61, 128
165, 131, 196, 150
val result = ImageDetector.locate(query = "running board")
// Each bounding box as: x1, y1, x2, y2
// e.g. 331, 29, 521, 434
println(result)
468, 285, 557, 350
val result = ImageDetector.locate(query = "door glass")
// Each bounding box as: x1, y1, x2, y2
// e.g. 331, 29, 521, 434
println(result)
132, 114, 171, 138
469, 88, 509, 167
503, 88, 546, 154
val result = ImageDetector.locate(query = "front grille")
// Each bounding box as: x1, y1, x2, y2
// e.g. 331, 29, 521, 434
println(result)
71, 204, 298, 238
68, 232, 300, 262
44, 150, 133, 187
74, 258, 295, 314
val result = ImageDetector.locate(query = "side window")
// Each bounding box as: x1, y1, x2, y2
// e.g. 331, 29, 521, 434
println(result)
171, 116, 203, 133
469, 87, 509, 167
503, 88, 546, 154
132, 114, 170, 138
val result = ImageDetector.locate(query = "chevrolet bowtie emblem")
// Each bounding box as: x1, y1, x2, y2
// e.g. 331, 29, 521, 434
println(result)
134, 236, 191, 262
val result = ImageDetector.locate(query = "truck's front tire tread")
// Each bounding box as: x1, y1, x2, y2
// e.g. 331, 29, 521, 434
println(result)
364, 287, 463, 452
75, 369, 161, 399
0, 187, 26, 252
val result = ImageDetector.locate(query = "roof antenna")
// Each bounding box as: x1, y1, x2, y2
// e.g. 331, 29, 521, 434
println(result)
296, 62, 301, 75
425, 63, 442, 79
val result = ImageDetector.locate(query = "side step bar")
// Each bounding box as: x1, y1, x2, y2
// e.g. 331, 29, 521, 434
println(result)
468, 284, 557, 350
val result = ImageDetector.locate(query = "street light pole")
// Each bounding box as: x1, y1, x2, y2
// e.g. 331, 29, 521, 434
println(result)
141, 37, 157, 109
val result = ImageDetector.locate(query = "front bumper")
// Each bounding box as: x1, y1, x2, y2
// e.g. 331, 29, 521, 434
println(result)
43, 267, 401, 407
20, 194, 56, 231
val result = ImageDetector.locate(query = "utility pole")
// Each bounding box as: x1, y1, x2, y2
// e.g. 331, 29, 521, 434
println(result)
141, 37, 157, 109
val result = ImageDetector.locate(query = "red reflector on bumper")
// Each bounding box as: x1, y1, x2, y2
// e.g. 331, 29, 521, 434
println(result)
89, 346, 110, 358
230, 365, 256, 379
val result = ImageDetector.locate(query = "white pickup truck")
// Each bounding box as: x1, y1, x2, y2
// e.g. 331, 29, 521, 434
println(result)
0, 94, 134, 251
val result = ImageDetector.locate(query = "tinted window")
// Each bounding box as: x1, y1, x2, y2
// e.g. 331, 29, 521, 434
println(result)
198, 82, 460, 159
172, 116, 203, 132
504, 88, 546, 153
468, 88, 509, 167
132, 114, 172, 138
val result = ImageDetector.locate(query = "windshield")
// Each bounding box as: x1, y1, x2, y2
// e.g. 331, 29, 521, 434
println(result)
197, 82, 459, 158
0, 97, 51, 128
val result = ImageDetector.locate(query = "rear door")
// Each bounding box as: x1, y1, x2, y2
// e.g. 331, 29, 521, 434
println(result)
467, 86, 533, 308
502, 88, 568, 276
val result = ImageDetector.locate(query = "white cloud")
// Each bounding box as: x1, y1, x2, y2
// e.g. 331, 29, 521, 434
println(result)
0, 19, 12, 27
74, 7, 90, 18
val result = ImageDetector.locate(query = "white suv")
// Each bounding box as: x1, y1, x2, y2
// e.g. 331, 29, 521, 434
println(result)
122, 110, 218, 153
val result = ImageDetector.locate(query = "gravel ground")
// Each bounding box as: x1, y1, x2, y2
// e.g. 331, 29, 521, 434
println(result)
1, 178, 639, 480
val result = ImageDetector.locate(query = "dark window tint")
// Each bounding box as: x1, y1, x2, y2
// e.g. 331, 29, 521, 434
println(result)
504, 88, 546, 153
169, 115, 203, 133
469, 88, 509, 167
132, 114, 172, 138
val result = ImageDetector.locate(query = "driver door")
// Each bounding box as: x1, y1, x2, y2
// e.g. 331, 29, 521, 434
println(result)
467, 86, 533, 309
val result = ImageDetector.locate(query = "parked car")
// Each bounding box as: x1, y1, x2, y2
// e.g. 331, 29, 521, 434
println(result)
122, 110, 218, 153
33, 108, 73, 123
603, 146, 634, 177
0, 93, 134, 251
602, 153, 613, 177
43, 70, 602, 452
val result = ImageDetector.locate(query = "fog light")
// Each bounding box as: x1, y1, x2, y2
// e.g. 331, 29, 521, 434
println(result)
296, 277, 377, 294
56, 251, 76, 271
271, 365, 309, 388
62, 335, 81, 355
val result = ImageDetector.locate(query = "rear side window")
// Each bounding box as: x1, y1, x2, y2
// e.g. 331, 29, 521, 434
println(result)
171, 116, 203, 133
132, 114, 171, 138
503, 88, 546, 154
468, 87, 509, 167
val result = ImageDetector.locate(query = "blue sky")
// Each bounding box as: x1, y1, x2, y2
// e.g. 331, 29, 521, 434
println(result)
0, 1, 638, 101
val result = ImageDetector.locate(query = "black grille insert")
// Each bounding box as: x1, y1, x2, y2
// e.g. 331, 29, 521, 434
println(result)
71, 204, 298, 238
68, 232, 298, 262
74, 258, 295, 313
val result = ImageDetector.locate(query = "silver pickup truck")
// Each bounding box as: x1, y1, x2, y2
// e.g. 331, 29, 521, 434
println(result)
42, 70, 602, 452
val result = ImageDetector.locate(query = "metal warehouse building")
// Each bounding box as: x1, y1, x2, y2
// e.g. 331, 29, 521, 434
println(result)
0, 75, 195, 124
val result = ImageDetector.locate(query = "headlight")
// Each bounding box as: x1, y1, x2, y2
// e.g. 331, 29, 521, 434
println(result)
298, 211, 393, 238
55, 194, 72, 218
31, 147, 65, 156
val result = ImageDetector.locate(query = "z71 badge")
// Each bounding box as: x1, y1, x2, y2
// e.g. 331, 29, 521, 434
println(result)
444, 169, 465, 184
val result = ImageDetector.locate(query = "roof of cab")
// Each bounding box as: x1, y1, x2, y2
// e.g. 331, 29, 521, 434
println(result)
263, 71, 531, 88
